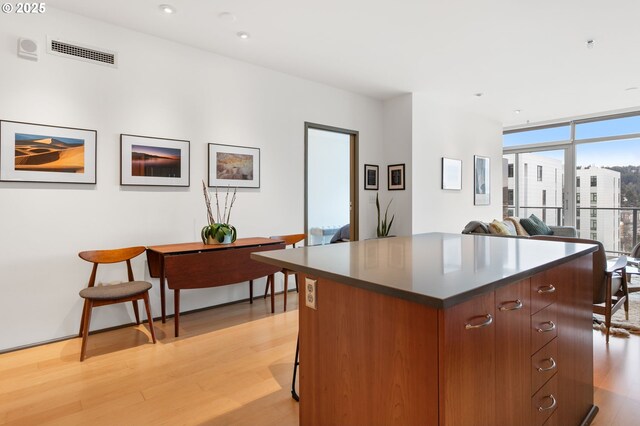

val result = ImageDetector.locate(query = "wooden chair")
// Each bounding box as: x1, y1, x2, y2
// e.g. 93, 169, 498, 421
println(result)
264, 233, 306, 311
532, 236, 628, 343
78, 246, 156, 361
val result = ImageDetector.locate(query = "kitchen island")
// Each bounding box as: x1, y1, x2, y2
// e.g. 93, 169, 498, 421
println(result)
252, 233, 598, 426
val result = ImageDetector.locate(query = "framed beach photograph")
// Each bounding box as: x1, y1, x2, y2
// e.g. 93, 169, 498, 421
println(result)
0, 120, 96, 184
442, 157, 462, 190
388, 163, 405, 190
474, 155, 490, 205
208, 143, 260, 188
120, 134, 190, 187
364, 164, 379, 190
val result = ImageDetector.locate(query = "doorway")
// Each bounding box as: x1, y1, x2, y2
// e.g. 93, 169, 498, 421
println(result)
305, 122, 359, 245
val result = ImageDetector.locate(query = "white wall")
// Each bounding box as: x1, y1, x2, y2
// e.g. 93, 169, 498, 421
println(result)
411, 94, 503, 233
0, 9, 385, 350
382, 94, 413, 236
307, 128, 350, 232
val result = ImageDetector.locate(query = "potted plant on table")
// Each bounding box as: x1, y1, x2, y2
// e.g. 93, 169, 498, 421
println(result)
201, 180, 238, 244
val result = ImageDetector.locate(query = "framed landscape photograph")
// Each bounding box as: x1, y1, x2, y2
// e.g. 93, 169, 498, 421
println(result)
208, 143, 260, 188
120, 134, 190, 187
0, 120, 96, 184
364, 164, 379, 190
442, 157, 462, 190
388, 163, 405, 190
474, 155, 490, 205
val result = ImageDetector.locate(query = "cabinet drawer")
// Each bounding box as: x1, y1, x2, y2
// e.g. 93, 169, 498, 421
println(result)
531, 338, 558, 395
531, 304, 557, 354
531, 272, 558, 315
531, 375, 558, 426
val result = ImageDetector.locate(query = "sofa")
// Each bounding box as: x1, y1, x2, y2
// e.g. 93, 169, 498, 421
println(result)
462, 215, 577, 238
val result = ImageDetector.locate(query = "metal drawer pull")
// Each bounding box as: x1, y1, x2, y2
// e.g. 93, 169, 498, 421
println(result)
536, 321, 556, 333
465, 314, 493, 329
538, 395, 557, 412
537, 285, 556, 294
499, 299, 523, 311
537, 357, 557, 372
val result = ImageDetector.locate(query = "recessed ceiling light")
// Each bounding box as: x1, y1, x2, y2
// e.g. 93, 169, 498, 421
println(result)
159, 4, 175, 14
514, 109, 521, 114
237, 32, 250, 40
586, 39, 595, 49
625, 87, 638, 91
473, 92, 483, 97
218, 12, 237, 22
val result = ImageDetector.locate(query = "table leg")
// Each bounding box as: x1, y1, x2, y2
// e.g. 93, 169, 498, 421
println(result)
174, 289, 180, 337
250, 279, 253, 304
284, 272, 288, 312
160, 256, 166, 323
269, 274, 275, 314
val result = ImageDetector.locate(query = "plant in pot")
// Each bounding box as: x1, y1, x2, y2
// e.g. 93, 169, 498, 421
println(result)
201, 180, 238, 244
376, 193, 395, 237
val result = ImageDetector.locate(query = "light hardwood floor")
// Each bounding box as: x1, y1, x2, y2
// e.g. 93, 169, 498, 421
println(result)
1, 292, 638, 425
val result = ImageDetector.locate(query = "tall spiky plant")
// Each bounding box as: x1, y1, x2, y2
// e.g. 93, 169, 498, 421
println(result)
376, 193, 395, 237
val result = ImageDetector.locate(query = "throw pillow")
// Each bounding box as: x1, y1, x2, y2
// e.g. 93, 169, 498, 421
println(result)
505, 217, 529, 236
520, 214, 554, 236
489, 219, 516, 236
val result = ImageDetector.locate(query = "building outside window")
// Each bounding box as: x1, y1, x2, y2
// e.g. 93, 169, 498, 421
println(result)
590, 209, 597, 218
542, 190, 547, 206
591, 219, 597, 230
577, 176, 580, 187
537, 165, 543, 181
590, 193, 597, 203
508, 164, 514, 178
577, 193, 580, 203
591, 232, 598, 240
508, 189, 514, 206
591, 176, 597, 187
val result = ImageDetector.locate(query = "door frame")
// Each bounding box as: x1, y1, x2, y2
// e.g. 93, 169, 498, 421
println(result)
304, 122, 359, 244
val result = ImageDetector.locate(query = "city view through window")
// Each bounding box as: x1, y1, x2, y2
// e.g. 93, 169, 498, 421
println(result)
503, 113, 640, 254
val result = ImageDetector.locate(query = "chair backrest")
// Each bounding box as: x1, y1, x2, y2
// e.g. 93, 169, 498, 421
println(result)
631, 242, 640, 258
78, 246, 147, 288
530, 235, 606, 304
270, 234, 306, 248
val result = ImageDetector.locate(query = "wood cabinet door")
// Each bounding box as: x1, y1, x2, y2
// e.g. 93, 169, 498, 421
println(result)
440, 291, 496, 426
495, 279, 531, 426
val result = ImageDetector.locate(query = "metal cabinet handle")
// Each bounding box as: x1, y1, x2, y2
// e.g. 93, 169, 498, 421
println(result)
537, 285, 556, 294
465, 314, 493, 330
499, 299, 523, 311
537, 357, 557, 372
536, 321, 556, 333
538, 395, 557, 412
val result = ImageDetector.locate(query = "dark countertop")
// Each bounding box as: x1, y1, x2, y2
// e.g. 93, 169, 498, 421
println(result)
251, 232, 597, 308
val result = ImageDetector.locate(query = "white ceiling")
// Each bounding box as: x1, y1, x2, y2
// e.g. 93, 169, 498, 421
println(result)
47, 0, 640, 127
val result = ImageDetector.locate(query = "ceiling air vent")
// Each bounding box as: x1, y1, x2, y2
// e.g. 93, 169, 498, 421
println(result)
47, 37, 117, 68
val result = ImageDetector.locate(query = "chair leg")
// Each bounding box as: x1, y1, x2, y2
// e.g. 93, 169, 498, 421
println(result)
269, 274, 275, 314
623, 274, 630, 321
284, 273, 289, 312
291, 335, 300, 401
132, 301, 141, 325
78, 299, 87, 337
605, 276, 612, 344
249, 280, 253, 304
142, 292, 156, 344
80, 299, 93, 362
295, 273, 299, 293
263, 277, 270, 299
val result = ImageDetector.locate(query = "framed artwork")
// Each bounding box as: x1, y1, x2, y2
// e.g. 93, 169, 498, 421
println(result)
208, 143, 260, 188
120, 134, 190, 187
442, 157, 462, 190
388, 163, 405, 190
364, 164, 379, 190
0, 120, 96, 184
474, 155, 490, 205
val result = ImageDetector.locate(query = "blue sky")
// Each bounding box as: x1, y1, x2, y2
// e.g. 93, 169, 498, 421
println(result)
504, 115, 640, 167
15, 133, 84, 145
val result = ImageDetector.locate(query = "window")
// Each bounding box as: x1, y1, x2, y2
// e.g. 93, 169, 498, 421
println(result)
590, 209, 597, 218
590, 176, 597, 187
503, 125, 571, 148
508, 164, 514, 178
591, 232, 598, 240
537, 166, 543, 181
591, 219, 597, 230
590, 193, 597, 203
575, 114, 640, 140
507, 189, 514, 206
542, 190, 547, 206
576, 177, 580, 187
576, 193, 581, 203
577, 218, 581, 228
576, 208, 580, 217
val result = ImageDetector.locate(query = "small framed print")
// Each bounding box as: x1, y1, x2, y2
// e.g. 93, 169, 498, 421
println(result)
388, 163, 405, 190
208, 143, 260, 188
120, 134, 190, 187
0, 120, 96, 184
442, 157, 462, 190
364, 164, 379, 190
474, 155, 490, 205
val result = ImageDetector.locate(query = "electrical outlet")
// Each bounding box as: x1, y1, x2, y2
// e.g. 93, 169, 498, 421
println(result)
305, 278, 317, 310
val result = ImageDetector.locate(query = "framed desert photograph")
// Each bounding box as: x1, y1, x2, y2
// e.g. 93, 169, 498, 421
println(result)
474, 155, 490, 205
120, 134, 190, 187
0, 120, 96, 184
442, 157, 462, 190
364, 164, 379, 190
208, 143, 260, 188
388, 163, 405, 190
